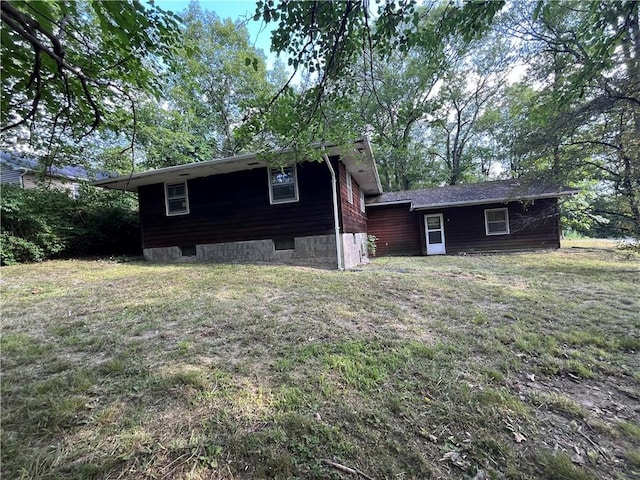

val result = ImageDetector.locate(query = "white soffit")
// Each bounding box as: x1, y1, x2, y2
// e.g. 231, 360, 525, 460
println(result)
93, 138, 383, 194
337, 138, 383, 195
92, 153, 268, 192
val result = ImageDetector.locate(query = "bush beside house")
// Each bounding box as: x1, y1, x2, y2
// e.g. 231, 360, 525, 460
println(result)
1, 185, 140, 265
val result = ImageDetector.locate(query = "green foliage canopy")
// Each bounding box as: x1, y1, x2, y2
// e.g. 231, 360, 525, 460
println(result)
509, 1, 640, 237
134, 2, 274, 168
1, 0, 181, 154
250, 0, 504, 148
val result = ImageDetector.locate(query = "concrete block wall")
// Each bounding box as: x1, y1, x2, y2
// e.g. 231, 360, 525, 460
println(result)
143, 233, 371, 269
143, 246, 197, 263
143, 234, 341, 269
342, 232, 369, 269
197, 240, 274, 263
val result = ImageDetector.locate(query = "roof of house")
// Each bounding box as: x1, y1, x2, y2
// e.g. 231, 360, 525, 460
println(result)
366, 180, 579, 210
92, 138, 383, 195
0, 151, 110, 181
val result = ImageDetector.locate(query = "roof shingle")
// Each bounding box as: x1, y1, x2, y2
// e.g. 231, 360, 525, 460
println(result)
0, 151, 111, 181
367, 180, 578, 209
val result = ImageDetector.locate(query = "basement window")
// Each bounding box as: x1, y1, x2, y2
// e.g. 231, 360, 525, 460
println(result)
165, 181, 189, 216
485, 208, 510, 235
180, 245, 196, 257
273, 237, 295, 250
268, 165, 299, 204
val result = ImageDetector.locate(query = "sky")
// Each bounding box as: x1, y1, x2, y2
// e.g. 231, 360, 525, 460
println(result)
152, 0, 278, 66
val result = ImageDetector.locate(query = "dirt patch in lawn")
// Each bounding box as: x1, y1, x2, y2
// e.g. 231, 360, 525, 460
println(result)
511, 369, 640, 479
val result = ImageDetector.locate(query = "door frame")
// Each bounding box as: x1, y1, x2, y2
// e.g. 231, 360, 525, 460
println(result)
424, 213, 446, 255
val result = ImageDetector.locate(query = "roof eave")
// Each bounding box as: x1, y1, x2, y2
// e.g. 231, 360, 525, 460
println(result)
410, 191, 580, 211
91, 152, 264, 192
365, 199, 413, 207
365, 189, 579, 210
338, 137, 383, 195
93, 138, 383, 193
361, 136, 383, 195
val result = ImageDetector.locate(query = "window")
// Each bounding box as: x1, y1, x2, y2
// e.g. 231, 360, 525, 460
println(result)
180, 245, 196, 257
360, 190, 366, 213
269, 165, 299, 204
346, 170, 353, 203
485, 208, 510, 235
273, 237, 295, 250
165, 181, 189, 216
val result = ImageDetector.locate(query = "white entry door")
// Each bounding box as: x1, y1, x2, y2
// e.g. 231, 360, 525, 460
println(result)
425, 214, 446, 255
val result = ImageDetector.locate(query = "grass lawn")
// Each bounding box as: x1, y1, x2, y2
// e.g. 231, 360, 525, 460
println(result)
1, 239, 639, 479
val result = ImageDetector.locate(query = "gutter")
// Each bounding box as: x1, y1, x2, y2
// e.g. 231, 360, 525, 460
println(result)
409, 191, 581, 211
366, 199, 413, 208
360, 136, 383, 194
366, 190, 579, 211
323, 153, 343, 270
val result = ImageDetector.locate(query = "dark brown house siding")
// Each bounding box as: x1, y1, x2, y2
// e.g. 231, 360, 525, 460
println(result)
367, 203, 422, 256
139, 161, 334, 249
367, 198, 561, 257
338, 162, 367, 233
431, 198, 561, 254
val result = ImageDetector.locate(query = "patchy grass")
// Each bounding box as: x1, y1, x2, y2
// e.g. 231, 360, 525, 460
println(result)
1, 243, 639, 479
535, 451, 596, 480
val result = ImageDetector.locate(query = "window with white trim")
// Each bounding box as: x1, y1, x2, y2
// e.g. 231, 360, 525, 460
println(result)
360, 189, 366, 213
165, 181, 189, 216
346, 170, 353, 204
268, 165, 299, 204
485, 208, 510, 235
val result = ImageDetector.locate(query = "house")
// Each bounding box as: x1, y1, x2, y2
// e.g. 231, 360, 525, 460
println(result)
93, 139, 381, 269
366, 180, 579, 256
93, 140, 577, 268
0, 151, 106, 197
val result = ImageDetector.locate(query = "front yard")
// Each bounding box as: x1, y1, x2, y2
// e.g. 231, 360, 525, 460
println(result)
1, 240, 639, 479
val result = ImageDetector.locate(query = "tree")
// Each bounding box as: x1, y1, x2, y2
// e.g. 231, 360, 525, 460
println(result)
508, 1, 640, 238
251, 0, 504, 149
1, 1, 181, 161
424, 31, 513, 185
135, 2, 273, 168
353, 33, 453, 191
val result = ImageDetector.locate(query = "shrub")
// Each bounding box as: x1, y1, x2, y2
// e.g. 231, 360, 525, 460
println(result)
1, 185, 139, 265
1, 186, 68, 264
67, 185, 140, 256
0, 233, 45, 265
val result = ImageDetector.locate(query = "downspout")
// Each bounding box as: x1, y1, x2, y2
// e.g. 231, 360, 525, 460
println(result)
323, 153, 343, 270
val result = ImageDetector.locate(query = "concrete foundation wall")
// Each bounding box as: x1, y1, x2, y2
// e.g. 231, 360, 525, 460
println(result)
342, 232, 369, 269
143, 234, 342, 269
197, 239, 274, 263
143, 246, 197, 263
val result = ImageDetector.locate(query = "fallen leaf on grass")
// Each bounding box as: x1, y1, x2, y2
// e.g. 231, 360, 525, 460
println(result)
513, 432, 527, 443
571, 453, 585, 465
472, 470, 489, 480
439, 451, 470, 469
418, 429, 438, 442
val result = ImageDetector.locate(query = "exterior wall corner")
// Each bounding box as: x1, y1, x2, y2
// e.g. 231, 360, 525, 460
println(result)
342, 232, 369, 269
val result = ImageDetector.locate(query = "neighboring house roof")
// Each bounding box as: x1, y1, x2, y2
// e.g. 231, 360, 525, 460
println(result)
92, 138, 383, 195
367, 180, 579, 210
0, 151, 110, 182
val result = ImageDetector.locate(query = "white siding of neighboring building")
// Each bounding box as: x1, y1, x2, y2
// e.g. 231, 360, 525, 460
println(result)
1, 165, 23, 186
